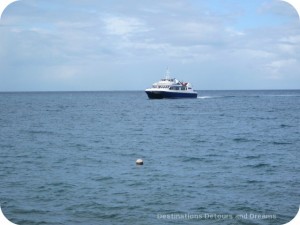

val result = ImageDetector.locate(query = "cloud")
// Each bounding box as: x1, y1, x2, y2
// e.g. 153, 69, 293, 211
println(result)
103, 16, 150, 37
0, 0, 300, 91
265, 58, 298, 79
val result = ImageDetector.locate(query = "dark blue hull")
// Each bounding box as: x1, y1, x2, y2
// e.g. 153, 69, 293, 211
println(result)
145, 91, 197, 99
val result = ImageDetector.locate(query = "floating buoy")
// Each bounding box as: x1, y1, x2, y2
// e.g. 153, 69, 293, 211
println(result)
136, 159, 143, 165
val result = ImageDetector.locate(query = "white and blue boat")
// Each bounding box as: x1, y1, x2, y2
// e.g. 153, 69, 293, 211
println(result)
145, 70, 197, 99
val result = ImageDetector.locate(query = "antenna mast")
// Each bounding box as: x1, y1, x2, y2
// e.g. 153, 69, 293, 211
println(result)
166, 67, 171, 79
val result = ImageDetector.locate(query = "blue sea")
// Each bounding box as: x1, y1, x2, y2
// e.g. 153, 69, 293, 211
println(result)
0, 90, 299, 225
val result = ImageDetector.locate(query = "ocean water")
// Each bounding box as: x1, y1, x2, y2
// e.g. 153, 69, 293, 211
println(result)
0, 90, 299, 225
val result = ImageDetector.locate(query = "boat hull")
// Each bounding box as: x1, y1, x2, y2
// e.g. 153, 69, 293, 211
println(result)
145, 90, 197, 99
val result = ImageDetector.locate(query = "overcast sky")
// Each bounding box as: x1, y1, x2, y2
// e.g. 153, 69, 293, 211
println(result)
0, 0, 299, 91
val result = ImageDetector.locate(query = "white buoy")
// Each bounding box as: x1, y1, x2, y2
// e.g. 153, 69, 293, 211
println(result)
136, 159, 143, 165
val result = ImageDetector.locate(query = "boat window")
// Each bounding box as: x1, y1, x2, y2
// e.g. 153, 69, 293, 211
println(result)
160, 86, 169, 88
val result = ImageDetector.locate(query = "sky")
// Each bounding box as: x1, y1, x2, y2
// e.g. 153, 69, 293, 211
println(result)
0, 0, 300, 91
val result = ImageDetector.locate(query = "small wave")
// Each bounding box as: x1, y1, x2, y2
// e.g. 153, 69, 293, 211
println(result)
262, 94, 300, 97
272, 141, 292, 145
280, 124, 294, 128
0, 144, 14, 149
91, 176, 113, 182
198, 95, 236, 99
246, 163, 270, 168
128, 181, 144, 187
245, 155, 261, 159
205, 153, 220, 157
25, 130, 56, 135
12, 208, 51, 215
246, 180, 263, 184
191, 139, 207, 144
182, 156, 203, 162
171, 105, 187, 109
233, 137, 257, 143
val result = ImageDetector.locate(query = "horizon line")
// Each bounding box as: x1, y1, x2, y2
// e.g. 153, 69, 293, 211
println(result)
0, 89, 300, 93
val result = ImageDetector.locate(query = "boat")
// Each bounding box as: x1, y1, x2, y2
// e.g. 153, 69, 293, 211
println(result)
145, 70, 198, 99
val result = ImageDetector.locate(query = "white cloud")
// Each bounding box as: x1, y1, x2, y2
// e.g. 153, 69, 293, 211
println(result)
1, 0, 300, 90
266, 58, 298, 79
102, 16, 149, 37
280, 34, 300, 43
277, 43, 296, 54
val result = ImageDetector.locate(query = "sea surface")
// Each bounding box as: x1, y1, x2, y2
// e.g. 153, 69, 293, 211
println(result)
0, 90, 299, 225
